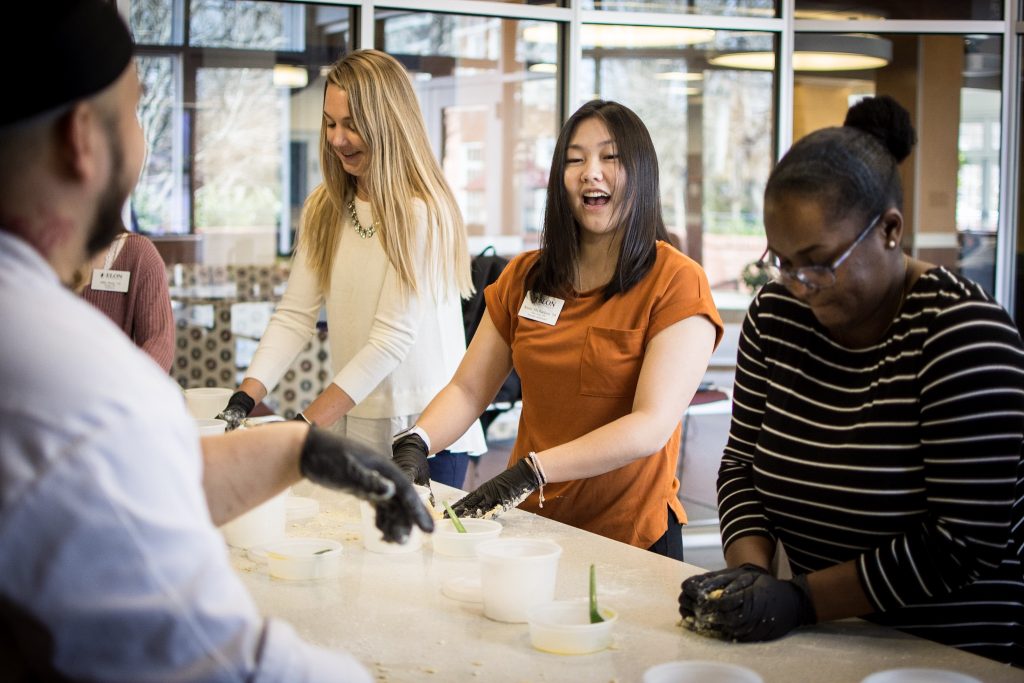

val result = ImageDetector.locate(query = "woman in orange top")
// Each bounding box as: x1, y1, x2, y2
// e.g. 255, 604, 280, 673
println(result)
391, 100, 723, 558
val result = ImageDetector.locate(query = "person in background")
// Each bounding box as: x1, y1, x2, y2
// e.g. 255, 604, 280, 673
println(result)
217, 49, 485, 489
0, 3, 431, 680
74, 229, 175, 372
679, 96, 1023, 667
392, 100, 723, 560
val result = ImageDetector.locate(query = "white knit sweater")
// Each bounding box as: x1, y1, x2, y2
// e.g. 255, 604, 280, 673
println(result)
247, 197, 486, 453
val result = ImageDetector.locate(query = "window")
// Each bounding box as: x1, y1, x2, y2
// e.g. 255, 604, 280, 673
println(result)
792, 0, 1002, 21
790, 33, 1004, 295
583, 25, 776, 296
377, 10, 560, 254
582, 0, 777, 18
128, 0, 353, 261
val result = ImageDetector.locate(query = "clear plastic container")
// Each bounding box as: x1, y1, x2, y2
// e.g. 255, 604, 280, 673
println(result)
643, 661, 763, 683
528, 600, 617, 655
431, 517, 501, 557
265, 538, 342, 581
861, 670, 981, 683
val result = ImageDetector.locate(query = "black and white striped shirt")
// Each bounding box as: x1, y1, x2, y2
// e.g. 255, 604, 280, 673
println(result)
718, 268, 1024, 666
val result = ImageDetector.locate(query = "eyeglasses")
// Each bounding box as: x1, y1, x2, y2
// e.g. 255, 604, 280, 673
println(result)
758, 213, 881, 292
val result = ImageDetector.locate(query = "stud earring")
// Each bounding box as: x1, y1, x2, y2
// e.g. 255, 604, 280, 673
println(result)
887, 240, 897, 248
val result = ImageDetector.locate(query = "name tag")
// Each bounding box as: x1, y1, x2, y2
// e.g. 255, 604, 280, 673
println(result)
91, 269, 130, 293
518, 292, 564, 325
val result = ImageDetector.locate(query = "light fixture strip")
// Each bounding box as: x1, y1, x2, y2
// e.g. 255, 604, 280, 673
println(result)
579, 8, 782, 32
794, 19, 1006, 34
373, 0, 571, 23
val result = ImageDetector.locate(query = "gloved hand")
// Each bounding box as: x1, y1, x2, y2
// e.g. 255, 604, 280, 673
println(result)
216, 391, 255, 431
679, 563, 768, 623
449, 458, 539, 519
391, 432, 431, 486
299, 426, 434, 543
681, 564, 816, 642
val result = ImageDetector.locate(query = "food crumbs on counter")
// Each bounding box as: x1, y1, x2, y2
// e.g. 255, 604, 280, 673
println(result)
422, 667, 437, 674
471, 661, 483, 667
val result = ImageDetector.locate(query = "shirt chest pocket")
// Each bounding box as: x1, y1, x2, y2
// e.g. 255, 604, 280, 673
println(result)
579, 326, 645, 398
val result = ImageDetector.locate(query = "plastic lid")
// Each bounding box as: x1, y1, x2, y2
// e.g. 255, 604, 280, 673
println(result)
286, 496, 320, 522
441, 576, 482, 603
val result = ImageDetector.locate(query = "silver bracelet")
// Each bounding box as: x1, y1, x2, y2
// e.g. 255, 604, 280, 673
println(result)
527, 451, 546, 508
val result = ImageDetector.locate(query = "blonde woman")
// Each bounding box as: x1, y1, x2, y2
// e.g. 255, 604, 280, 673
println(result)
219, 49, 486, 487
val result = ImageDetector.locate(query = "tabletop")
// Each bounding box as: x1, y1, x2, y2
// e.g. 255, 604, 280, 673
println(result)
232, 482, 1024, 683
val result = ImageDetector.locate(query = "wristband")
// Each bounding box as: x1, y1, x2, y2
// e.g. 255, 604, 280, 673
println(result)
394, 425, 432, 453
294, 412, 313, 426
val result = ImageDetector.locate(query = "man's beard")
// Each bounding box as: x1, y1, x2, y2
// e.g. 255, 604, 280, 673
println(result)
85, 121, 130, 256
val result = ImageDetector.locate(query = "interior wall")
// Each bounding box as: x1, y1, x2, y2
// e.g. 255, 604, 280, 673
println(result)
913, 35, 964, 269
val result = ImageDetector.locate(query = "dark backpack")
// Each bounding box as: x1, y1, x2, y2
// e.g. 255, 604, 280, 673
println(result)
461, 246, 521, 432
462, 245, 509, 345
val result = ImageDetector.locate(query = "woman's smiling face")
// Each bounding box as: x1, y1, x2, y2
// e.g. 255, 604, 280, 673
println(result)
323, 84, 369, 179
563, 117, 625, 240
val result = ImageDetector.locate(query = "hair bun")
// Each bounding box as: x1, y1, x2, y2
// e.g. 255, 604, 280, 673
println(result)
843, 95, 917, 163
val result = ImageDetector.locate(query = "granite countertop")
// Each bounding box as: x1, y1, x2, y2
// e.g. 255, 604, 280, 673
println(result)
231, 482, 1024, 683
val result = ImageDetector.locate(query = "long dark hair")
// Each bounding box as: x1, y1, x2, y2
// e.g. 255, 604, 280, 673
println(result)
526, 100, 668, 301
765, 95, 917, 225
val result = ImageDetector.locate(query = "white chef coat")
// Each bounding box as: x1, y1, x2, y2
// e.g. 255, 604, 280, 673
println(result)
0, 230, 370, 682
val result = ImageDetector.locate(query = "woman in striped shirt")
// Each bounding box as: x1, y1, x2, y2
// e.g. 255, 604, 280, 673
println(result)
680, 95, 1023, 666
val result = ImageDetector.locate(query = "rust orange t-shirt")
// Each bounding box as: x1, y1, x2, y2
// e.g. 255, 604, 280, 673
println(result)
484, 241, 724, 548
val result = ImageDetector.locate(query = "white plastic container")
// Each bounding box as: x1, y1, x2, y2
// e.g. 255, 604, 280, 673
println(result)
360, 485, 432, 554
265, 538, 342, 581
643, 661, 763, 683
431, 517, 502, 557
527, 600, 618, 655
220, 490, 288, 549
194, 418, 227, 435
861, 670, 982, 683
476, 537, 562, 623
183, 387, 234, 419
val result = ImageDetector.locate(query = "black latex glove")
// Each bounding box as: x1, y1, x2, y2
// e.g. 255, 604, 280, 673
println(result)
216, 391, 255, 431
682, 565, 816, 642
449, 458, 539, 519
679, 563, 768, 623
299, 426, 434, 543
391, 432, 431, 486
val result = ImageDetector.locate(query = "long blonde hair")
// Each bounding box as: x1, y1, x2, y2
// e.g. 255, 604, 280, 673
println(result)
298, 49, 472, 301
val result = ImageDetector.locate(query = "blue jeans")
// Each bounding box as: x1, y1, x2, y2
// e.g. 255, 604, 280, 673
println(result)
428, 450, 470, 489
648, 506, 684, 561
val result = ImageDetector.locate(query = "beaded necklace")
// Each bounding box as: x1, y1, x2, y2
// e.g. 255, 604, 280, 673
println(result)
347, 199, 376, 239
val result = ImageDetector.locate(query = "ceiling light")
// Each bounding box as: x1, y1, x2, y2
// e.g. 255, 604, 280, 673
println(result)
708, 34, 892, 72
528, 62, 558, 74
273, 64, 308, 88
654, 71, 704, 81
